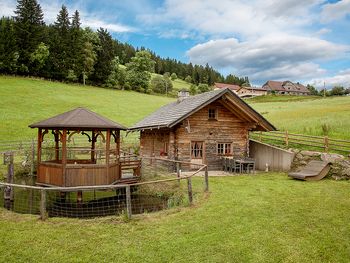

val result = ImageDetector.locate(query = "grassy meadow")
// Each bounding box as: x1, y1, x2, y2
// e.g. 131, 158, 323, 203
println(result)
0, 174, 349, 262
1, 77, 350, 262
247, 95, 350, 139
0, 76, 349, 141
0, 76, 173, 141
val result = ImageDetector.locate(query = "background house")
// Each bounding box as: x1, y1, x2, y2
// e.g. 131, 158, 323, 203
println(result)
214, 82, 241, 94
262, 80, 310, 95
237, 86, 267, 97
129, 89, 275, 170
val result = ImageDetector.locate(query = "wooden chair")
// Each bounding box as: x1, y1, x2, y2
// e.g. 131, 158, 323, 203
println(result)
245, 158, 255, 174
222, 158, 229, 172
230, 159, 241, 173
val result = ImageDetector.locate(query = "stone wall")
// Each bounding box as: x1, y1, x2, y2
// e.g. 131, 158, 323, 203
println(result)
291, 150, 350, 180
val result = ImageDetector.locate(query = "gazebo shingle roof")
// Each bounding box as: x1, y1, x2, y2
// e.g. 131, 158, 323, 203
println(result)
29, 107, 127, 130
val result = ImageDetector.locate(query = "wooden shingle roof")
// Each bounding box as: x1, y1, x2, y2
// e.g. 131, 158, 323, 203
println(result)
130, 88, 276, 131
29, 107, 127, 130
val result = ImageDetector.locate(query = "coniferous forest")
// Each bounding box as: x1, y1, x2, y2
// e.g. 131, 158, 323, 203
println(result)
0, 0, 250, 93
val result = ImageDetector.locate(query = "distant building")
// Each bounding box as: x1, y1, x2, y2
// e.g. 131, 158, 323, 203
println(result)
237, 86, 267, 97
214, 82, 241, 93
262, 80, 310, 95
214, 82, 267, 97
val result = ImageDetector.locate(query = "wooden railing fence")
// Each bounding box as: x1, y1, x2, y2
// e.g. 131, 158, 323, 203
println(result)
251, 131, 350, 155
0, 157, 209, 220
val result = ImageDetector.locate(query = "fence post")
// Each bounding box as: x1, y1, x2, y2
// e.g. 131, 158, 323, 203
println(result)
40, 189, 47, 220
125, 185, 132, 219
4, 152, 14, 202
204, 166, 209, 192
30, 138, 35, 176
176, 162, 180, 177
285, 130, 289, 147
187, 177, 193, 205
324, 136, 329, 152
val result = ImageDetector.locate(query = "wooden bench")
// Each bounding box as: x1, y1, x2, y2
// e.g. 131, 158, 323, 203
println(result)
288, 160, 330, 181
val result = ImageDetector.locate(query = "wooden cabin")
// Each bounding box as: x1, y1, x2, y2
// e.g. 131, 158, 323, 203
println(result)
129, 89, 276, 170
29, 107, 139, 187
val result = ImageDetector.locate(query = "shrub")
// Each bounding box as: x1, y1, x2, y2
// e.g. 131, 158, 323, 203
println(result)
170, 73, 177, 80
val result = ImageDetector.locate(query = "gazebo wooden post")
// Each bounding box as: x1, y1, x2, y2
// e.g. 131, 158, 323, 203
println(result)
116, 130, 121, 177
54, 131, 59, 161
106, 129, 111, 180
91, 130, 95, 163
37, 128, 42, 166
62, 129, 67, 186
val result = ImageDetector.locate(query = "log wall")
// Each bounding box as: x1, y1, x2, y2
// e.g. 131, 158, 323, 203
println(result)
140, 99, 254, 170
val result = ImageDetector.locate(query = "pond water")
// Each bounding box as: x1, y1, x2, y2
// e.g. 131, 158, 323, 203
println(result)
0, 175, 177, 218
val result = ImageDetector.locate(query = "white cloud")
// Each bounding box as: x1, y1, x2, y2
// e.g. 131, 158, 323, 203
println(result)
0, 0, 134, 33
321, 0, 350, 23
83, 18, 134, 33
187, 35, 349, 83
0, 0, 16, 17
139, 0, 322, 39
310, 69, 350, 88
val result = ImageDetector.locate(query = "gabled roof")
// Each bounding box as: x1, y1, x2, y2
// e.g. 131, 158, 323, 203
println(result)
263, 80, 310, 93
129, 88, 276, 131
263, 80, 285, 91
214, 82, 241, 91
29, 107, 127, 130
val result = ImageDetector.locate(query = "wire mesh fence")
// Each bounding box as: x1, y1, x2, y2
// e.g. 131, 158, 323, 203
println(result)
0, 157, 208, 220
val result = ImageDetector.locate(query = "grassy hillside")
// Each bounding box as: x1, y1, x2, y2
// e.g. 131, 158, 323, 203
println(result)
0, 76, 174, 141
0, 175, 349, 262
150, 72, 192, 93
0, 76, 350, 141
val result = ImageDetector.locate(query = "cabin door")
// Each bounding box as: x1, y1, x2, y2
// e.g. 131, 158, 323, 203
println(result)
191, 141, 204, 164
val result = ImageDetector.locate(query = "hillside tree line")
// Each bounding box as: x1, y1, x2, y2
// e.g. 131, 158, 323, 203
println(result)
0, 0, 250, 94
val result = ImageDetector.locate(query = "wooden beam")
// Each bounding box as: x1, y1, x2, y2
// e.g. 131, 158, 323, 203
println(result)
91, 130, 95, 163
106, 129, 111, 180
55, 131, 59, 161
116, 130, 121, 179
37, 128, 42, 165
224, 94, 271, 131
62, 129, 67, 187
219, 98, 251, 122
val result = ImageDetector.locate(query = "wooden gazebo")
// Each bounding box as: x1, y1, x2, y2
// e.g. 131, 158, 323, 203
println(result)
29, 107, 128, 187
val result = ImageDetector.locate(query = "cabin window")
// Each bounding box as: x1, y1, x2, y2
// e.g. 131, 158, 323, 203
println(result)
217, 143, 232, 155
208, 108, 217, 120
191, 141, 203, 159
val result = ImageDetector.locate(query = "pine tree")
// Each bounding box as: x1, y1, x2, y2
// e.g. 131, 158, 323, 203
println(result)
14, 0, 44, 74
70, 10, 84, 80
91, 28, 115, 85
55, 5, 70, 31
71, 10, 81, 29
49, 5, 72, 80
0, 17, 18, 73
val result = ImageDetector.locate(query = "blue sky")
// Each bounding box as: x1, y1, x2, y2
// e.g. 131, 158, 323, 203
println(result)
2, 0, 350, 88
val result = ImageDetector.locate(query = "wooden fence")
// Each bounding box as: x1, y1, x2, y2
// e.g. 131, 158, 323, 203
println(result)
0, 157, 208, 220
250, 131, 350, 155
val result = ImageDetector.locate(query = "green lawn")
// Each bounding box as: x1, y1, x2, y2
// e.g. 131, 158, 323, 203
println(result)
0, 174, 349, 262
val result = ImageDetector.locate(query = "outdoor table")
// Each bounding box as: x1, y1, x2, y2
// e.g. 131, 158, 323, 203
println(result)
233, 158, 256, 174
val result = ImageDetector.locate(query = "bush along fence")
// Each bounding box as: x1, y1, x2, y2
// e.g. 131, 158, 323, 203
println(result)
0, 156, 208, 220
250, 131, 350, 156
